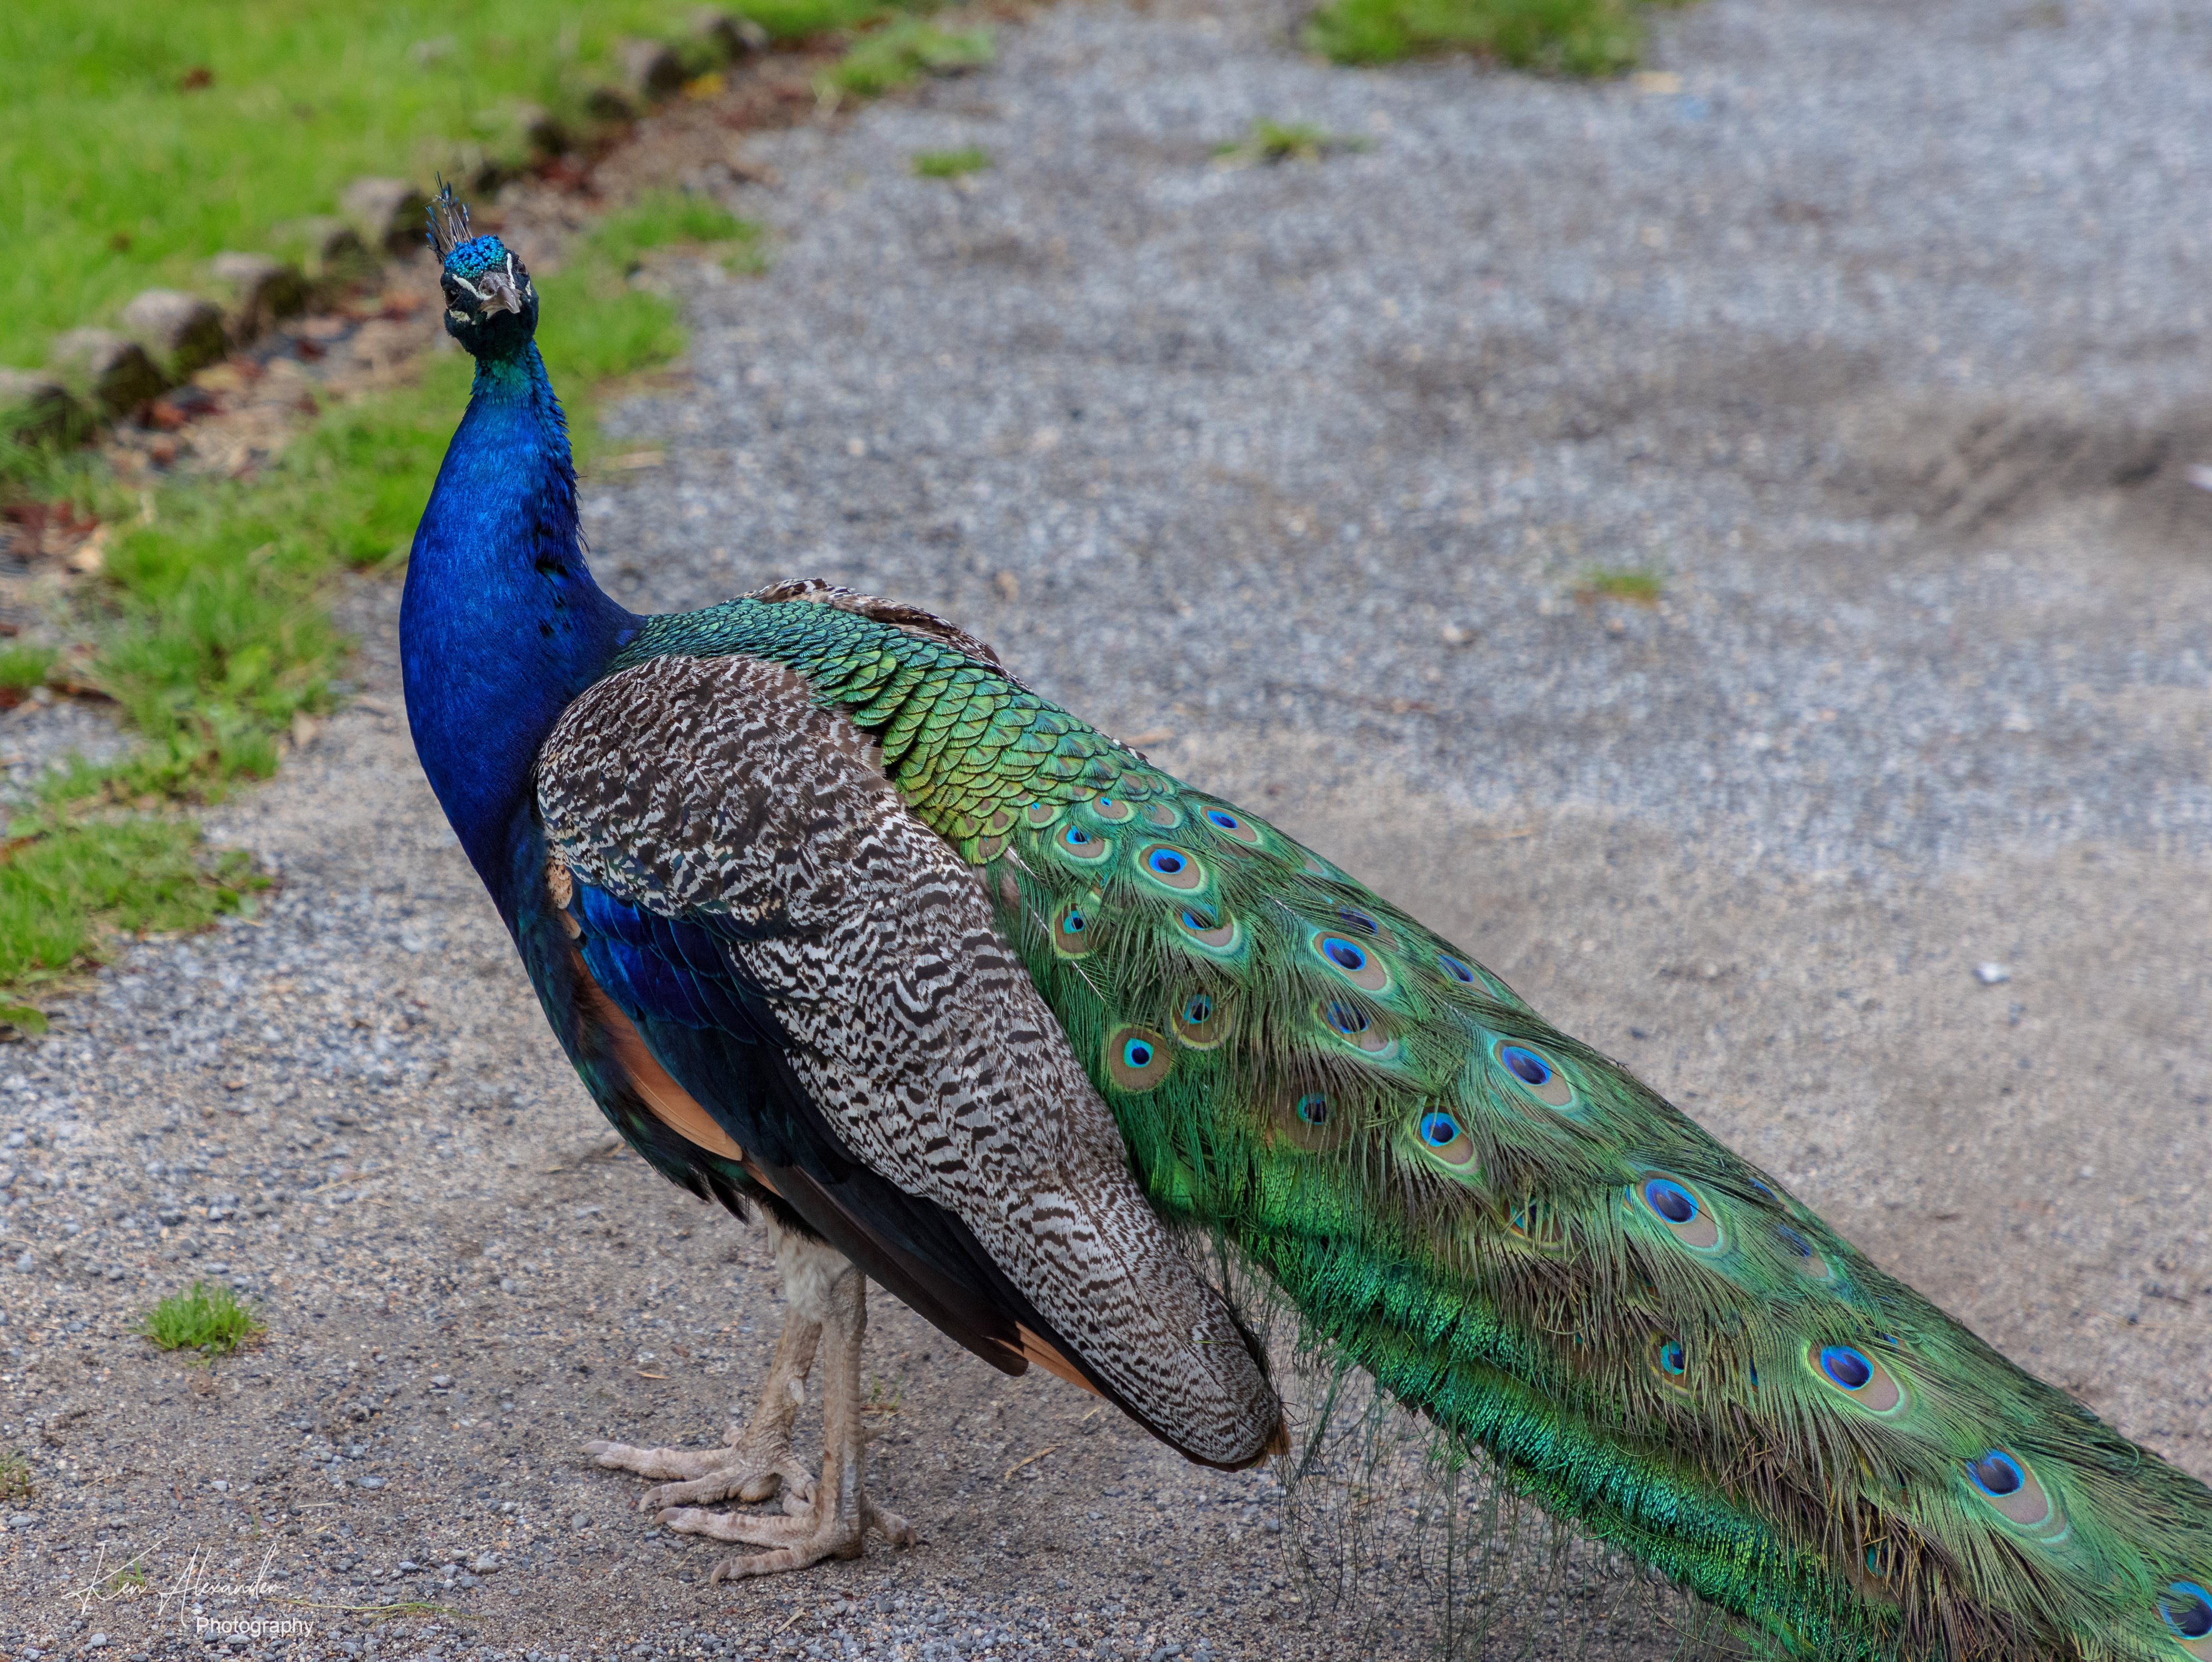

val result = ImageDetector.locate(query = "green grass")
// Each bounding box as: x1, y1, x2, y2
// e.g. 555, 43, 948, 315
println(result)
817, 18, 994, 100
139, 1279, 265, 1354
1577, 566, 1666, 604
1302, 0, 1663, 74
0, 0, 758, 374
0, 645, 60, 692
0, 1449, 31, 1503
912, 146, 992, 179
1213, 119, 1354, 166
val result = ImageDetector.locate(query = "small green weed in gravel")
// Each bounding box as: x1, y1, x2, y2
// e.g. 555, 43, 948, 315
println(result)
1303, 0, 1665, 76
0, 1448, 32, 1502
912, 146, 992, 179
140, 1281, 265, 1355
1213, 119, 1362, 168
0, 644, 58, 692
818, 19, 994, 102
1577, 566, 1666, 604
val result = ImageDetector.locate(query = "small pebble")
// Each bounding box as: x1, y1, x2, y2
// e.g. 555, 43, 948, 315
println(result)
1975, 962, 2011, 985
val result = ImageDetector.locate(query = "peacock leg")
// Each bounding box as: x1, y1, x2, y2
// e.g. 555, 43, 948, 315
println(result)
584, 1216, 833, 1513
656, 1251, 915, 1578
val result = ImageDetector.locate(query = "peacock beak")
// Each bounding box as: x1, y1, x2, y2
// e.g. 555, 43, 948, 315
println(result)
477, 266, 524, 316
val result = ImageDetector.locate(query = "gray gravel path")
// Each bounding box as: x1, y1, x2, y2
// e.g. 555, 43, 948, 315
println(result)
4, 2, 2210, 1659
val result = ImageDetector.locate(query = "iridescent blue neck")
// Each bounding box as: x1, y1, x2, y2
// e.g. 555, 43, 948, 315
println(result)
401, 343, 635, 907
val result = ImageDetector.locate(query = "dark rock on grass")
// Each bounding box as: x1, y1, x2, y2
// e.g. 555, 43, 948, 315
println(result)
211, 252, 311, 339
295, 215, 374, 279
120, 289, 227, 378
0, 369, 84, 446
514, 102, 571, 156
586, 83, 637, 122
341, 177, 432, 256
691, 7, 770, 60
620, 37, 687, 101
47, 328, 168, 416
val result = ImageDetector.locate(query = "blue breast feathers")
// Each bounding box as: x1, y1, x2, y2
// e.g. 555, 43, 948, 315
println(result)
571, 883, 785, 1043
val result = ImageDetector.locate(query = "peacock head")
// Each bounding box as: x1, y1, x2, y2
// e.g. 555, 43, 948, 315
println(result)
426, 184, 538, 359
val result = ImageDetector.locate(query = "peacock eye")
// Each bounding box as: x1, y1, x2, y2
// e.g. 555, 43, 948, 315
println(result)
1966, 1451, 2023, 1498
2161, 1582, 2212, 1642
1777, 1225, 1813, 1258
1805, 1340, 1908, 1416
1630, 1171, 1722, 1250
1963, 1447, 2060, 1533
1819, 1347, 1872, 1390
1335, 907, 1380, 936
1051, 898, 1097, 958
1139, 843, 1203, 891
1321, 937, 1366, 971
1502, 1046, 1550, 1085
1183, 992, 1212, 1024
1206, 809, 1240, 830
1064, 826, 1091, 846
1296, 1093, 1328, 1126
1415, 1108, 1475, 1168
1106, 1026, 1171, 1091
1438, 953, 1477, 984
1322, 999, 1369, 1036
1494, 1040, 1575, 1108
1656, 1339, 1686, 1376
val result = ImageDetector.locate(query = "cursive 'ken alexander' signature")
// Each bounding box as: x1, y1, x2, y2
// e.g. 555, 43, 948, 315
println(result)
64, 1538, 286, 1617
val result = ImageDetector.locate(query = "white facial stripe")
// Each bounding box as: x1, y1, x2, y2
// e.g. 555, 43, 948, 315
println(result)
451, 275, 487, 301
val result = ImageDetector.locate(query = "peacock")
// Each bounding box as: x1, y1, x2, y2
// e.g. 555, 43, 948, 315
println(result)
400, 187, 2212, 1658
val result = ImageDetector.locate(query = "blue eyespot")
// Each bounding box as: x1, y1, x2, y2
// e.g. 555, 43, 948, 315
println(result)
1323, 1000, 1369, 1036
1321, 937, 1367, 971
1063, 826, 1092, 847
1205, 809, 1240, 830
1438, 954, 1476, 984
1865, 1545, 1893, 1580
1122, 1038, 1155, 1070
1335, 908, 1380, 936
1183, 992, 1213, 1025
1642, 1179, 1697, 1225
1777, 1225, 1813, 1259
1820, 1347, 1874, 1391
1181, 908, 1211, 931
1296, 1093, 1329, 1126
1967, 1451, 2024, 1499
1146, 848, 1187, 876
1098, 798, 1117, 812
1061, 910, 1087, 934
1419, 1111, 1461, 1148
2161, 1582, 2212, 1641
1499, 1046, 1551, 1086
1656, 1339, 1686, 1376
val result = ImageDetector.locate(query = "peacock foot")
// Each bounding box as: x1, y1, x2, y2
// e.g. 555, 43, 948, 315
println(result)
584, 1428, 817, 1514
660, 1486, 916, 1580
586, 1281, 826, 1512
666, 1241, 914, 1579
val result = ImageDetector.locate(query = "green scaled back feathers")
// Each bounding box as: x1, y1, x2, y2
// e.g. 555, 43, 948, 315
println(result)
615, 594, 2212, 1662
